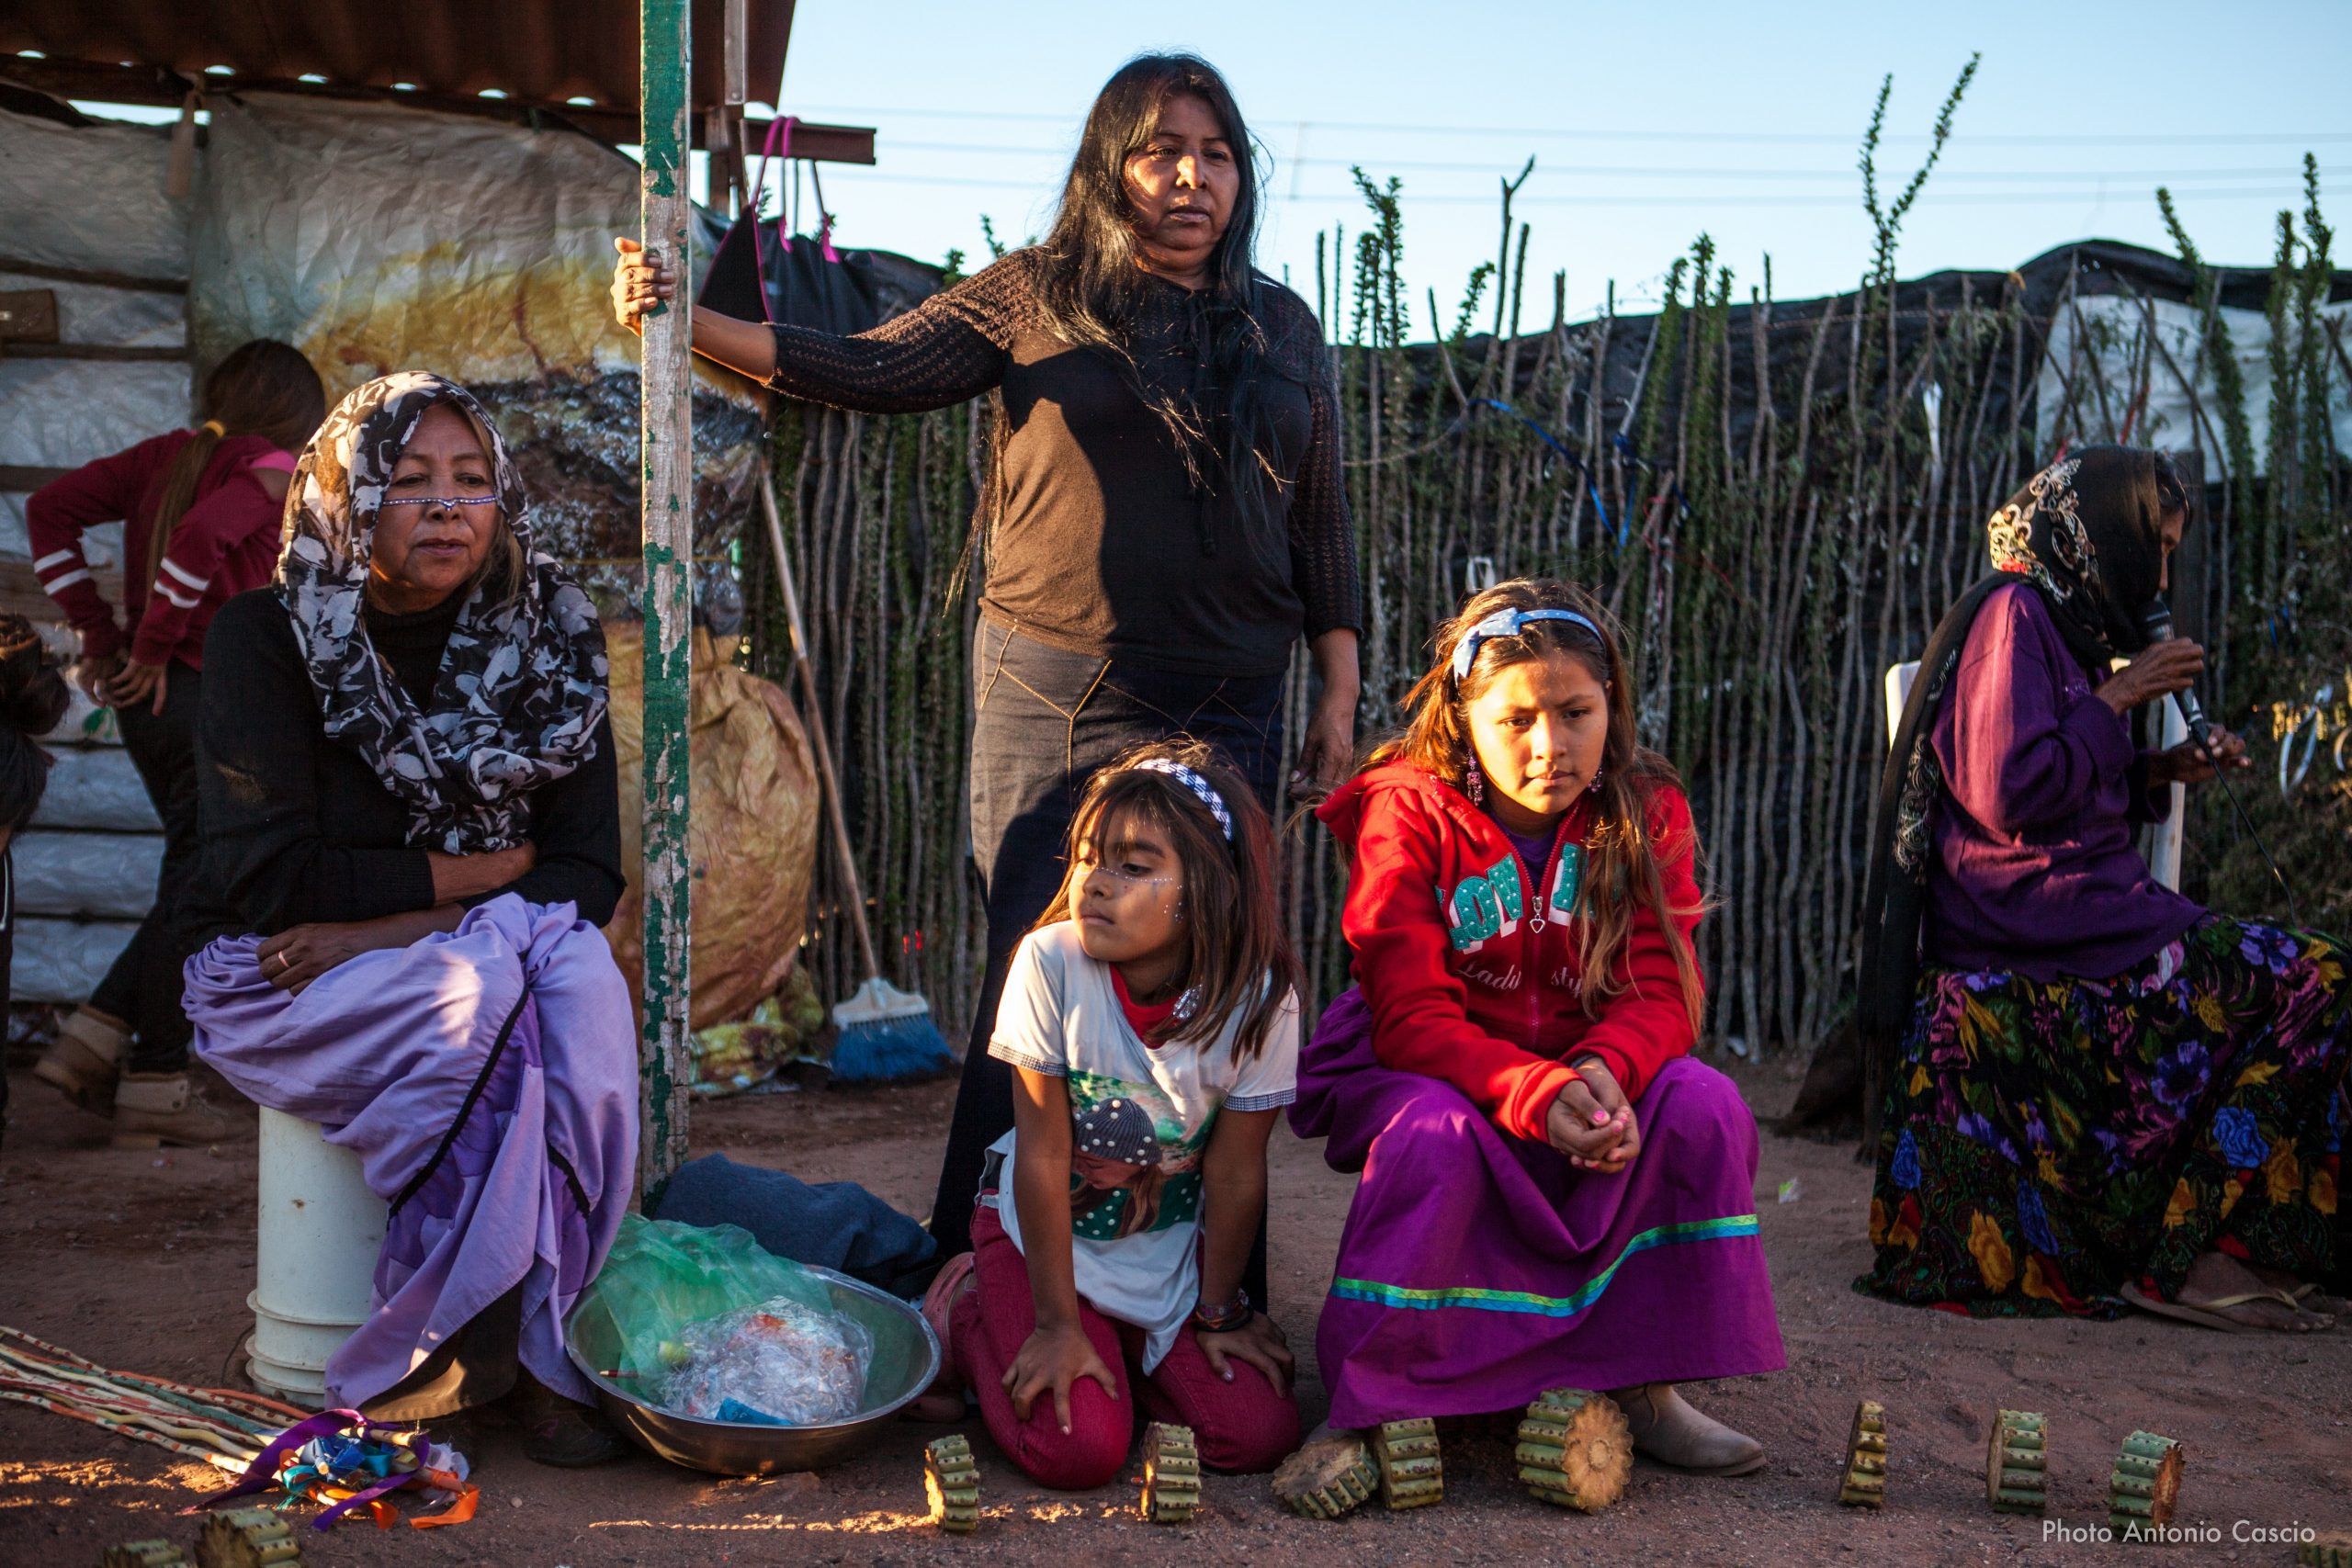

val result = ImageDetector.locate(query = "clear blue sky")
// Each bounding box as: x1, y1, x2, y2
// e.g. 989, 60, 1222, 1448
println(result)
55, 1, 2352, 334
765, 0, 2352, 328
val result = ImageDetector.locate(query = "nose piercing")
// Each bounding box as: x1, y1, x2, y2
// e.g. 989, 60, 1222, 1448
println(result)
380, 494, 498, 510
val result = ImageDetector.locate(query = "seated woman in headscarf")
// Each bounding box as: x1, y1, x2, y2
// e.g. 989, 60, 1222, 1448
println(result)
182, 372, 637, 1463
1859, 446, 2349, 1332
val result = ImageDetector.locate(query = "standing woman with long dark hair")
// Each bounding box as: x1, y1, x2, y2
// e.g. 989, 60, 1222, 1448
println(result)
611, 53, 1363, 1269
28, 340, 326, 1148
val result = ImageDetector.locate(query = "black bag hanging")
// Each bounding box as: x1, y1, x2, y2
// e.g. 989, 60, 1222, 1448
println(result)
697, 115, 885, 338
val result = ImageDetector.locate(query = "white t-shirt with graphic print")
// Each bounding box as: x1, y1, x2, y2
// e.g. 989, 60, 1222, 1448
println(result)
981, 920, 1299, 1371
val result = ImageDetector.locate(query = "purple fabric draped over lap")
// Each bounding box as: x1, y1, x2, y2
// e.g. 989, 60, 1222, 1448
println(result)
186, 895, 638, 1409
1290, 987, 1785, 1428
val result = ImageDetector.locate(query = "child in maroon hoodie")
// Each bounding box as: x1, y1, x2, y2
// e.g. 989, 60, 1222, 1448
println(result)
1288, 578, 1783, 1497
28, 340, 322, 1147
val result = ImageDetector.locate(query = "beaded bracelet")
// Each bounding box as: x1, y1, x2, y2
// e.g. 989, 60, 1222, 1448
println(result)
1192, 1288, 1252, 1334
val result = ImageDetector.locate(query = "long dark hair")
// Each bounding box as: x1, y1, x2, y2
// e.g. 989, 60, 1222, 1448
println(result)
1034, 53, 1297, 538
1367, 578, 1706, 1030
148, 341, 325, 581
1034, 739, 1302, 1062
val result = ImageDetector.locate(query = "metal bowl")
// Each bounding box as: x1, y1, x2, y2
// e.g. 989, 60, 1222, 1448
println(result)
564, 1264, 941, 1475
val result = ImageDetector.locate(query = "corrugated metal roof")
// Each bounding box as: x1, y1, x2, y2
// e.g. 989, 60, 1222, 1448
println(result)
1, 0, 795, 114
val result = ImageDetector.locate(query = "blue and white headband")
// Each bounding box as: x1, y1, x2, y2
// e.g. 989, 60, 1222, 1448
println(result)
1451, 606, 1603, 682
1132, 758, 1234, 843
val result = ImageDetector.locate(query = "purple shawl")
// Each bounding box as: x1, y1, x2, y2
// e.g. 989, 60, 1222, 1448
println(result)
187, 896, 638, 1408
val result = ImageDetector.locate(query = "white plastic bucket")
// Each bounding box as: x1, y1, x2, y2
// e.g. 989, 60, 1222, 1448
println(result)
246, 1108, 386, 1407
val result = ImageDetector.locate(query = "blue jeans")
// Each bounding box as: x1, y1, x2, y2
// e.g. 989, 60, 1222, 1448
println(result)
928, 619, 1286, 1283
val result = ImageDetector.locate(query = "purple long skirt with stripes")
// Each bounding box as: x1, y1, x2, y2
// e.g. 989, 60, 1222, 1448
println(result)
1290, 987, 1785, 1428
187, 896, 637, 1413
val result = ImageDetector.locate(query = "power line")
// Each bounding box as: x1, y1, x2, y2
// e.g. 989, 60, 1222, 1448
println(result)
789, 102, 2352, 148
872, 141, 2347, 184
813, 169, 2332, 209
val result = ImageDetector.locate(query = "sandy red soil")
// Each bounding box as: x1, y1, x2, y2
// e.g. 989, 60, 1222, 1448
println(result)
2, 1056, 2346, 1567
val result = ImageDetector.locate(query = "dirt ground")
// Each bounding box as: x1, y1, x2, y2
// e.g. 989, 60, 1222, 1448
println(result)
2, 1055, 2346, 1568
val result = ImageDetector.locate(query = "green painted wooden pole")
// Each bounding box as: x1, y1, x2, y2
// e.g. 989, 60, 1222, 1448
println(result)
638, 0, 694, 1197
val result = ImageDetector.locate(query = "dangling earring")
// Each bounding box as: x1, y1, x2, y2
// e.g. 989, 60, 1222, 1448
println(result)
1589, 763, 1604, 795
1466, 758, 1485, 806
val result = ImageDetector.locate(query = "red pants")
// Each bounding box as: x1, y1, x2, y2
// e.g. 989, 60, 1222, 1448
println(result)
950, 1201, 1300, 1490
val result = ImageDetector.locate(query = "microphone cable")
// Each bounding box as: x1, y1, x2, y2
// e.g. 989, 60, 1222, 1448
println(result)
2185, 725, 2301, 929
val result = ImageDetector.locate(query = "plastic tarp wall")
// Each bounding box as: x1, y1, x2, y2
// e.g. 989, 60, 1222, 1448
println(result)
0, 109, 193, 488
2037, 295, 2352, 477
28, 746, 160, 833
0, 107, 193, 1004
188, 93, 764, 609
15, 696, 152, 1004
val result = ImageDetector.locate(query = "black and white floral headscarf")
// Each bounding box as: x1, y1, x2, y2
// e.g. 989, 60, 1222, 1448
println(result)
277, 371, 608, 854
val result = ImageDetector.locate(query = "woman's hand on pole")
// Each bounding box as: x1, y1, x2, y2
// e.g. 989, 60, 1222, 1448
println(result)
610, 237, 674, 336
609, 238, 778, 381
2098, 638, 2204, 715
2149, 725, 2251, 786
1195, 1312, 1293, 1397
1004, 1322, 1118, 1435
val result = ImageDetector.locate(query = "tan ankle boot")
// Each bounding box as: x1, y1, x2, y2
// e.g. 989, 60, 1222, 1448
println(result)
1606, 1382, 1766, 1476
33, 1009, 129, 1114
110, 1072, 249, 1150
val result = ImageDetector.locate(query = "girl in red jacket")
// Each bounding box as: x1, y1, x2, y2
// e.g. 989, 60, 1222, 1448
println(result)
1289, 578, 1783, 1493
28, 340, 323, 1147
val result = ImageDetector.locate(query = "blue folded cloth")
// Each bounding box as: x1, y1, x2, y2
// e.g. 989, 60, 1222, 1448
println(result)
648, 1152, 938, 1296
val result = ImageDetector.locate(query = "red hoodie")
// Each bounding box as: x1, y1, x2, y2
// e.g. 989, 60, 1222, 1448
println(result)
28, 430, 295, 670
1316, 761, 1705, 1143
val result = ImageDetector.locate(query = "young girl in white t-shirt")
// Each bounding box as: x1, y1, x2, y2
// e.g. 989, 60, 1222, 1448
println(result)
923, 739, 1305, 1490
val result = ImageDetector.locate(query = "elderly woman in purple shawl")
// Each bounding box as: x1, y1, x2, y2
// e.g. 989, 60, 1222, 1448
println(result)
1858, 446, 2350, 1333
181, 373, 637, 1465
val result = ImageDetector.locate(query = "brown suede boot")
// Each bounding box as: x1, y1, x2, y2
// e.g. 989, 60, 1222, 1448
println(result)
1606, 1382, 1767, 1476
32, 1008, 128, 1114
110, 1071, 250, 1150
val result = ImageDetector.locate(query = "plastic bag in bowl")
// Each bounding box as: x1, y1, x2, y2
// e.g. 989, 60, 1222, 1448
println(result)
661, 1295, 873, 1426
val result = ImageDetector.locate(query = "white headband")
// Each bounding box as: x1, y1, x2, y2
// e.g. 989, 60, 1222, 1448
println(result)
1132, 758, 1234, 843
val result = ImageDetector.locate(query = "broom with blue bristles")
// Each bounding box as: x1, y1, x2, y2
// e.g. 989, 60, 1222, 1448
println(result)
761, 473, 956, 1084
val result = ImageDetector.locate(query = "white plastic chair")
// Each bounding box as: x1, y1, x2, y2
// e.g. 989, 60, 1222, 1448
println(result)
1882, 660, 2184, 893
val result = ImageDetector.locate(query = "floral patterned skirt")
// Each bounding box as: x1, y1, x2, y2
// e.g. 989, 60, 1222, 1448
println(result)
1857, 914, 2351, 1316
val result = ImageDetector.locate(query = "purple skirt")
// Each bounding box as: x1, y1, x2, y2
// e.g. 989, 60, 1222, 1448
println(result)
187, 897, 638, 1412
1291, 988, 1784, 1428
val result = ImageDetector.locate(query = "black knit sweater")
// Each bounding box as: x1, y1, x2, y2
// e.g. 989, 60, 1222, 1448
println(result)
189, 587, 623, 939
764, 248, 1361, 677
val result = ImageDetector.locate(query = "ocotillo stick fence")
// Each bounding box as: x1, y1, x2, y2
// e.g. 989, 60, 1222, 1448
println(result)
637, 0, 695, 1194
745, 175, 2346, 1064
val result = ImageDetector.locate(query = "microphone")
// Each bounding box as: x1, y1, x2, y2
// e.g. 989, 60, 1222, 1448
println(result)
2137, 594, 2299, 922
2138, 596, 2211, 742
